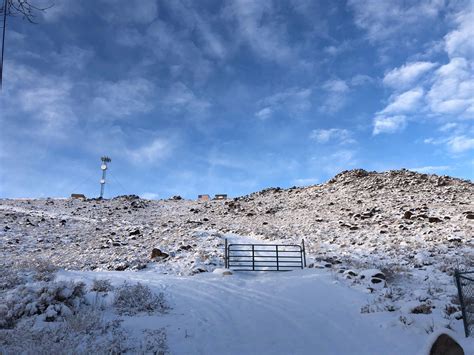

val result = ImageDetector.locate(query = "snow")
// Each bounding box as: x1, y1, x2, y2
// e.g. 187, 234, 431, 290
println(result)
56, 268, 473, 355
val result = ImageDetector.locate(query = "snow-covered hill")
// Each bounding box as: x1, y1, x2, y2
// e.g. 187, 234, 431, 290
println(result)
1, 169, 473, 354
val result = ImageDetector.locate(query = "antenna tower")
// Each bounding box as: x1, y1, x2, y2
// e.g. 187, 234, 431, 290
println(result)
99, 156, 111, 198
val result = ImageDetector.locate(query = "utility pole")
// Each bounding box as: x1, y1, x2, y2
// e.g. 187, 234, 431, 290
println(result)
99, 156, 111, 198
1, 0, 7, 90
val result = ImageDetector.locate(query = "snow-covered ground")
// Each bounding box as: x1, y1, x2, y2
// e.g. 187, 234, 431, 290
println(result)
1, 169, 473, 353
54, 267, 473, 354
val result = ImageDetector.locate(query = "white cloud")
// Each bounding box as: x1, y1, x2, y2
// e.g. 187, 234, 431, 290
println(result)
373, 115, 407, 135
351, 74, 374, 86
51, 45, 94, 70
444, 9, 474, 59
226, 0, 292, 62
410, 165, 451, 174
423, 130, 474, 154
447, 135, 474, 153
293, 178, 318, 186
101, 0, 158, 24
310, 129, 355, 144
381, 88, 424, 114
426, 57, 474, 119
323, 41, 351, 56
383, 62, 437, 89
314, 149, 358, 175
93, 78, 155, 118
140, 192, 160, 200
347, 0, 444, 42
40, 0, 82, 22
126, 138, 171, 164
438, 122, 458, 132
320, 79, 349, 113
255, 107, 272, 120
256, 87, 312, 119
323, 79, 349, 93
3, 64, 76, 134
163, 82, 211, 114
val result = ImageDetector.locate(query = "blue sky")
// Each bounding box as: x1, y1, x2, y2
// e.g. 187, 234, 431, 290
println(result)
0, 0, 473, 199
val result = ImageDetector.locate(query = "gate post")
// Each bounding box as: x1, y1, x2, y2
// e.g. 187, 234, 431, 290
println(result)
301, 239, 306, 268
225, 239, 228, 269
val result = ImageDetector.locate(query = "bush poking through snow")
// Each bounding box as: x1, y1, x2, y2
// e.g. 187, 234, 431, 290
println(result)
0, 281, 86, 328
113, 282, 168, 316
411, 303, 432, 314
91, 278, 114, 293
0, 310, 129, 354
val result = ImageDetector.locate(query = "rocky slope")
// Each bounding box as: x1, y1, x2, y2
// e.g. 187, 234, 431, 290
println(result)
1, 169, 473, 275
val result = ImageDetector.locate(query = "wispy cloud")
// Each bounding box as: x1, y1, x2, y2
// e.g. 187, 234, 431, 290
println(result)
126, 138, 172, 164
101, 0, 158, 24
381, 88, 424, 114
293, 177, 318, 186
447, 136, 474, 153
373, 115, 407, 135
313, 149, 358, 175
410, 165, 451, 174
255, 87, 312, 119
310, 128, 355, 144
228, 0, 292, 63
320, 79, 349, 113
93, 78, 155, 119
347, 0, 444, 43
426, 58, 474, 119
383, 61, 437, 90
163, 82, 211, 114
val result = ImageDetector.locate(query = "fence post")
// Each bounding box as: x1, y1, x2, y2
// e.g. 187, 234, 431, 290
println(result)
225, 239, 228, 269
301, 239, 306, 268
252, 244, 255, 271
455, 269, 470, 337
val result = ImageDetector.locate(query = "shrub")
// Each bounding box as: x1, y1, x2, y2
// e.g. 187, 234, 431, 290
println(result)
91, 279, 114, 293
0, 281, 86, 328
113, 282, 168, 316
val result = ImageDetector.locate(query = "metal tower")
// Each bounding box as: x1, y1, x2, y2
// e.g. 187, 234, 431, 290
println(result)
99, 156, 111, 198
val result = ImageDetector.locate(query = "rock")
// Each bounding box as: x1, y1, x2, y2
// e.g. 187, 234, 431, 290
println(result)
429, 334, 464, 355
403, 211, 413, 219
371, 277, 384, 284
151, 248, 169, 259
115, 263, 129, 271
411, 303, 432, 314
129, 229, 141, 236
213, 268, 233, 276
466, 214, 474, 220
428, 217, 442, 223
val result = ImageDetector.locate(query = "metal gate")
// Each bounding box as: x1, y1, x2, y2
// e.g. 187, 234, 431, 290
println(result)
454, 270, 474, 337
224, 239, 306, 271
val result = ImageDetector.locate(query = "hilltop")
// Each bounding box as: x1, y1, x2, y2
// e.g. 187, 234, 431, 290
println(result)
1, 169, 472, 274
1, 169, 473, 354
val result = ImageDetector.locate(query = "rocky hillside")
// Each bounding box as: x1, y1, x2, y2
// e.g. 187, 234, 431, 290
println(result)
1, 169, 473, 275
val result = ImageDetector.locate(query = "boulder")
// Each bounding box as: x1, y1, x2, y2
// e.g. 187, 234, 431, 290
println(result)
150, 248, 169, 259
403, 211, 413, 219
429, 334, 464, 355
